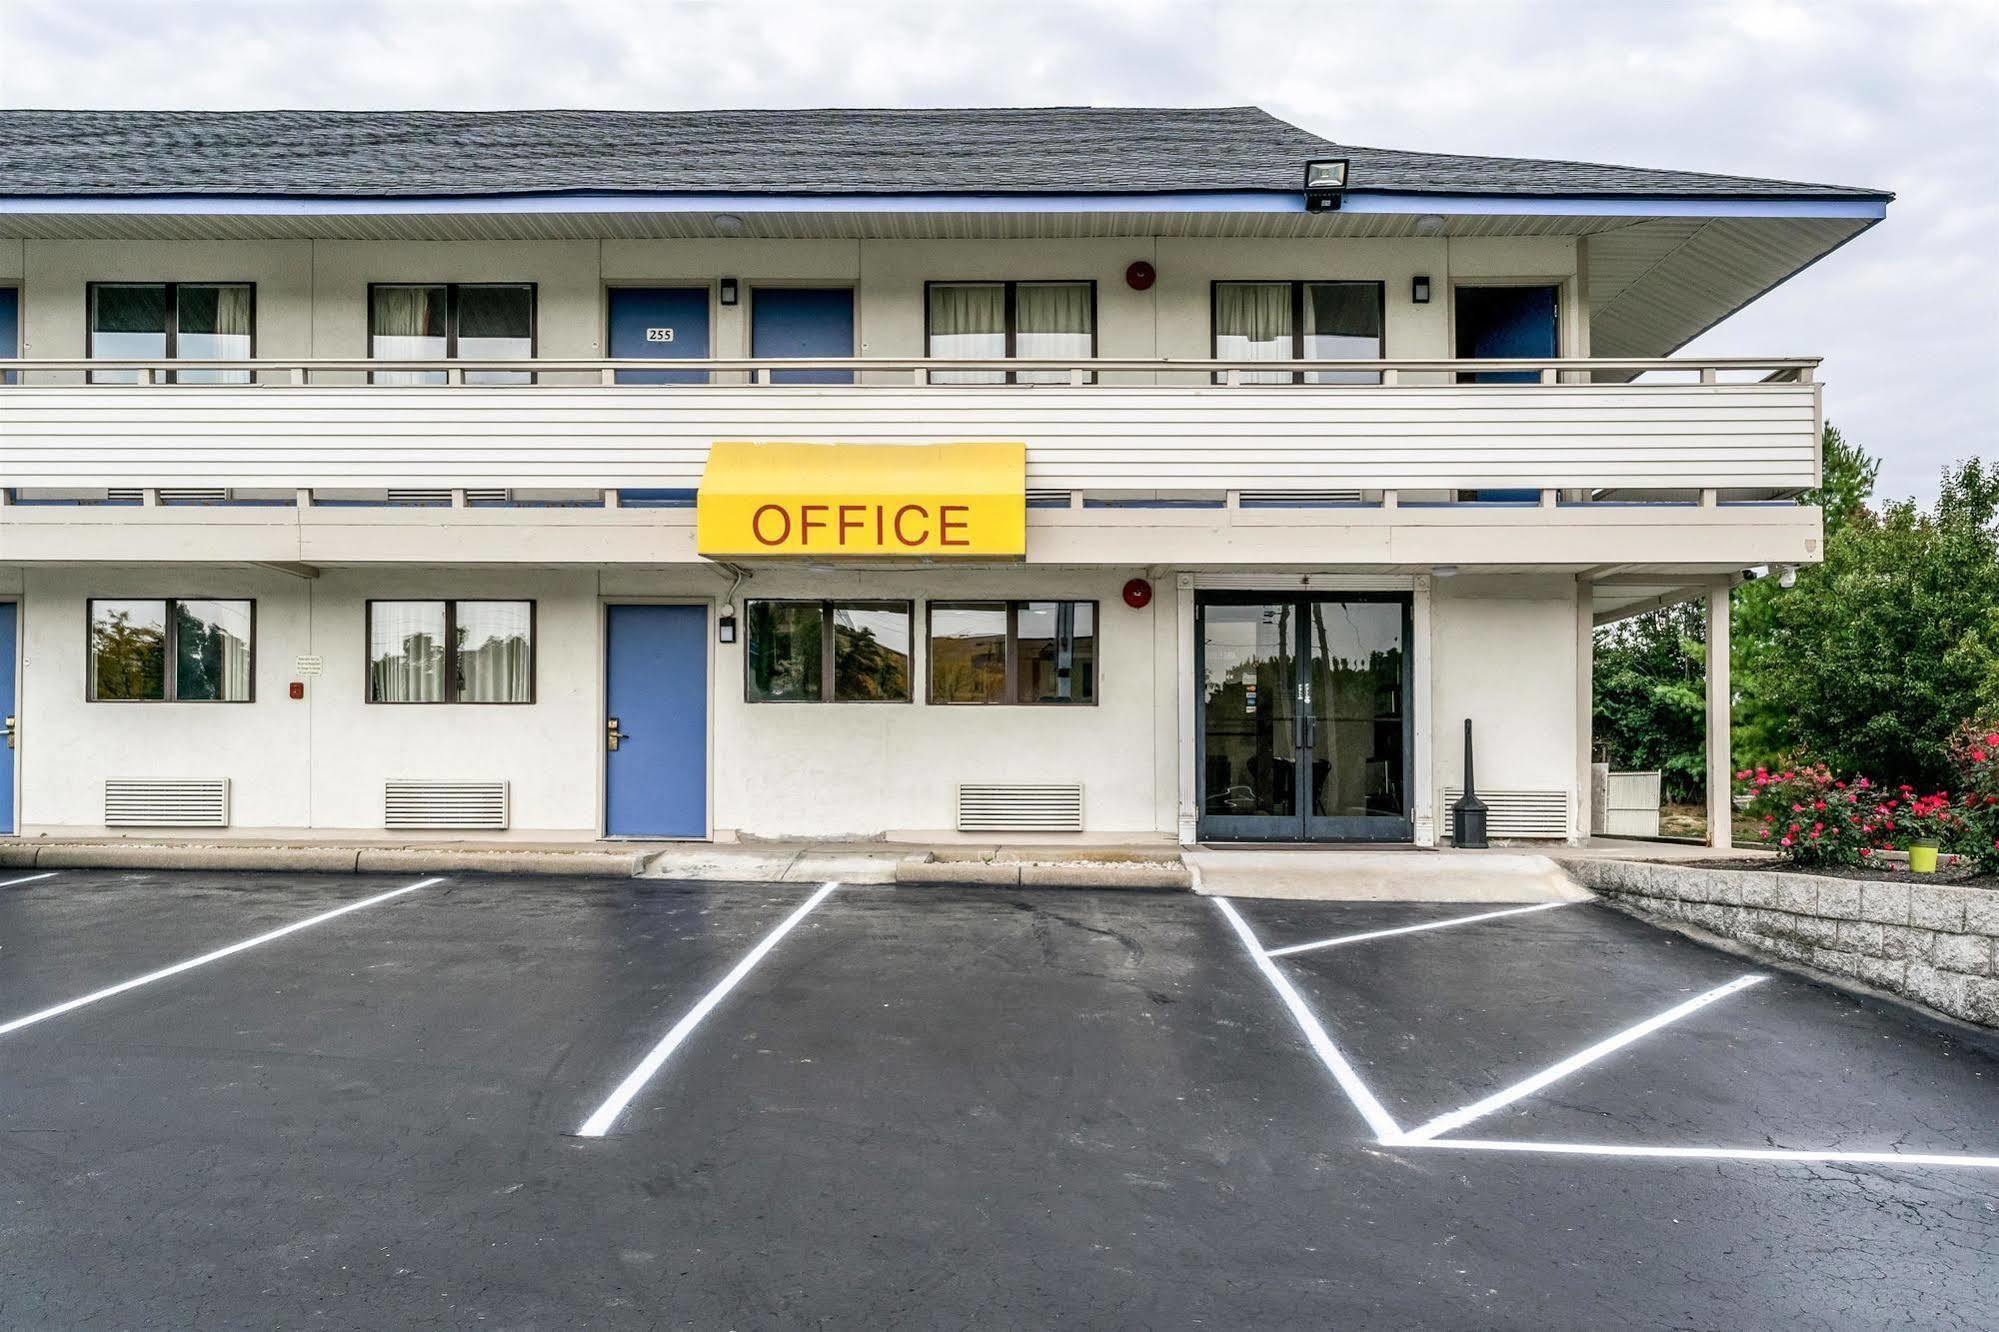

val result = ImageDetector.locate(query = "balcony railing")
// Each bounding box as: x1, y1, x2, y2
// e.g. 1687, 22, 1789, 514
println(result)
0, 355, 1823, 497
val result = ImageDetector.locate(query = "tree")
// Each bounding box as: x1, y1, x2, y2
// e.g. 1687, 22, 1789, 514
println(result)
1733, 424, 1880, 765
1593, 600, 1708, 802
1737, 455, 1999, 789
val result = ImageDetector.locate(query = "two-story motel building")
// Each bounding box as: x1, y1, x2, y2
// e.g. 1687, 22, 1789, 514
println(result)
0, 108, 1889, 850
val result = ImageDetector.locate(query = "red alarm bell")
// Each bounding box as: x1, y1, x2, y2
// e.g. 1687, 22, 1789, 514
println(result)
1122, 577, 1153, 609
1125, 260, 1157, 291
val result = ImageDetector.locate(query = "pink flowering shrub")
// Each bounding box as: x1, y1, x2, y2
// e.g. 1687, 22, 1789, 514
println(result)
1948, 722, 1999, 874
1735, 764, 1884, 868
1736, 728, 1999, 875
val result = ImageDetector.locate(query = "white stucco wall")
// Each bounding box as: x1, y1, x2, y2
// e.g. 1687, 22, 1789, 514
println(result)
1428, 573, 1585, 831
7, 563, 1590, 843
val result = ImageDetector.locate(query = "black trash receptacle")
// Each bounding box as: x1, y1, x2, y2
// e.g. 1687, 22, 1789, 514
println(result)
1451, 718, 1489, 849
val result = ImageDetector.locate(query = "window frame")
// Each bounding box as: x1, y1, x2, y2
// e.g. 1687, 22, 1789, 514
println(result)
85, 596, 257, 703
742, 598, 915, 705
85, 281, 259, 385
366, 282, 539, 383
925, 598, 1100, 707
363, 598, 538, 705
1208, 279, 1387, 384
922, 279, 1099, 384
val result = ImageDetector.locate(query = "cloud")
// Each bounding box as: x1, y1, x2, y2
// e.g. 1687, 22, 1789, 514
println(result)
5, 0, 1991, 501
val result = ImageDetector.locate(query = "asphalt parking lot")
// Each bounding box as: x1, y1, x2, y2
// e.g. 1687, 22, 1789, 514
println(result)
1, 869, 1995, 1329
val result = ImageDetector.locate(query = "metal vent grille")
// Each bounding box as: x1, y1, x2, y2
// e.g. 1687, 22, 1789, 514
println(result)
107, 488, 230, 504
1237, 489, 1365, 506
1443, 788, 1571, 840
1026, 489, 1073, 508
956, 783, 1084, 833
384, 488, 509, 505
384, 780, 510, 830
104, 778, 230, 827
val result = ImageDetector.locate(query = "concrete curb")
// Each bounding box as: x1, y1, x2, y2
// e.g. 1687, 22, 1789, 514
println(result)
894, 853, 1193, 891
2, 843, 645, 878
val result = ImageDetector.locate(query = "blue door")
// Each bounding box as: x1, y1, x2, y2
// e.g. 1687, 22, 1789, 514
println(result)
608, 287, 711, 384
0, 602, 15, 835
0, 287, 17, 384
1456, 285, 1558, 384
605, 604, 708, 838
751, 288, 855, 384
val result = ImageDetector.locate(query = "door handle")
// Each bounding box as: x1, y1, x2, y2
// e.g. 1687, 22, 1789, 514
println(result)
2, 715, 13, 750
606, 716, 629, 751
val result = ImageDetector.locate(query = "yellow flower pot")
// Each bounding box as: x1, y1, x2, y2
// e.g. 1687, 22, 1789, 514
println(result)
1909, 840, 1939, 874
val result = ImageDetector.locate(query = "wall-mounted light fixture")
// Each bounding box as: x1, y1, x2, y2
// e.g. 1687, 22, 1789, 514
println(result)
1411, 275, 1432, 304
717, 609, 738, 643
719, 277, 740, 306
1303, 158, 1348, 212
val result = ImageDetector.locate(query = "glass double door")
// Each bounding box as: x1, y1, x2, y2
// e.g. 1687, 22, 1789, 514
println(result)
1198, 594, 1412, 842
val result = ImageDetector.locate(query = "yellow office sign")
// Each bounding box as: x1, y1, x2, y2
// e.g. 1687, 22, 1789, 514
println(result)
696, 441, 1027, 558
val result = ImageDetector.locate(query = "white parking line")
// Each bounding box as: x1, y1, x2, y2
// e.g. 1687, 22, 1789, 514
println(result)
1213, 896, 1404, 1142
1396, 974, 1768, 1143
1403, 1137, 1999, 1170
0, 872, 57, 889
1264, 902, 1571, 957
0, 876, 442, 1039
576, 881, 841, 1139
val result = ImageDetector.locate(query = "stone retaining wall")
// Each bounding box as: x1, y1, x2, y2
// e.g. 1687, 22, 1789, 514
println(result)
1570, 858, 1999, 1028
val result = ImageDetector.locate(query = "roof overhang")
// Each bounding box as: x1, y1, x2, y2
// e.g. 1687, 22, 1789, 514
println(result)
0, 191, 1884, 360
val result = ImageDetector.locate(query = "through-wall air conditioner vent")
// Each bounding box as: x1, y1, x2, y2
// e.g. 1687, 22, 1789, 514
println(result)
1443, 788, 1571, 840
1237, 489, 1365, 506
956, 783, 1084, 834
384, 489, 509, 505
1026, 489, 1073, 508
108, 488, 230, 504
104, 777, 230, 828
384, 780, 510, 830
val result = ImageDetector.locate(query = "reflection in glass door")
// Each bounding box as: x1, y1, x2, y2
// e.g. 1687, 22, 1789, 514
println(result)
1198, 593, 1411, 842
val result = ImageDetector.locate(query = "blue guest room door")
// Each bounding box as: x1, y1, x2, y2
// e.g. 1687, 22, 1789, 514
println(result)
1455, 284, 1559, 383
604, 604, 708, 838
0, 602, 16, 835
607, 287, 712, 383
750, 288, 855, 384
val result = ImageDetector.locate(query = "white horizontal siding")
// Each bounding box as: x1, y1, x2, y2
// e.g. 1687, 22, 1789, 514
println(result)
0, 382, 1820, 492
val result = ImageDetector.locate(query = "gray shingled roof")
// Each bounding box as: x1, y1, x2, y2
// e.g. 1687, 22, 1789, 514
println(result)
0, 106, 1890, 201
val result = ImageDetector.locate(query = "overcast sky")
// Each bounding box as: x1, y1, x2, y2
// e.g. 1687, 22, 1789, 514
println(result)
5, 0, 1991, 504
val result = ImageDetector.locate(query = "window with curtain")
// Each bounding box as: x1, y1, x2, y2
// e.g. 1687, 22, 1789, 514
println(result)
367, 600, 533, 703
927, 281, 1094, 384
745, 600, 911, 703
370, 283, 534, 385
1214, 281, 1383, 384
928, 600, 1097, 705
88, 597, 254, 702
89, 283, 254, 384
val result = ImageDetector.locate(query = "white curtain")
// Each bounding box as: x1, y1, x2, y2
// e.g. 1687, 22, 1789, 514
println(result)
1215, 282, 1294, 384
928, 283, 1006, 384
369, 601, 447, 702
454, 601, 533, 703
1014, 283, 1093, 384
371, 286, 447, 385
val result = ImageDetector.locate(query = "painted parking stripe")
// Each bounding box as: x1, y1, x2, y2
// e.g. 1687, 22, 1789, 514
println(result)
0, 876, 442, 1039
0, 872, 57, 889
1403, 1137, 1999, 1170
1213, 896, 1404, 1142
576, 881, 841, 1139
1263, 901, 1571, 957
1396, 974, 1768, 1143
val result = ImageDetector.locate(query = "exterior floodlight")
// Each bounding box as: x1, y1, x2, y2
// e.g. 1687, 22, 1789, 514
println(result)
1304, 158, 1349, 211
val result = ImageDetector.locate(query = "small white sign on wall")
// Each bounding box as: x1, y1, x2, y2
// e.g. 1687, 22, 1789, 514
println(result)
294, 655, 323, 676
644, 327, 676, 343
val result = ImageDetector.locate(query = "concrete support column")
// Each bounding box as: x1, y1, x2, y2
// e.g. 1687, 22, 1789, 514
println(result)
1175, 573, 1198, 845
1705, 581, 1733, 850
1575, 578, 1594, 845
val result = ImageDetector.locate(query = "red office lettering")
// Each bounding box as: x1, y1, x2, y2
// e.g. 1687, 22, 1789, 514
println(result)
893, 503, 929, 546
800, 503, 829, 544
938, 504, 971, 547
751, 503, 791, 546
837, 504, 865, 546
